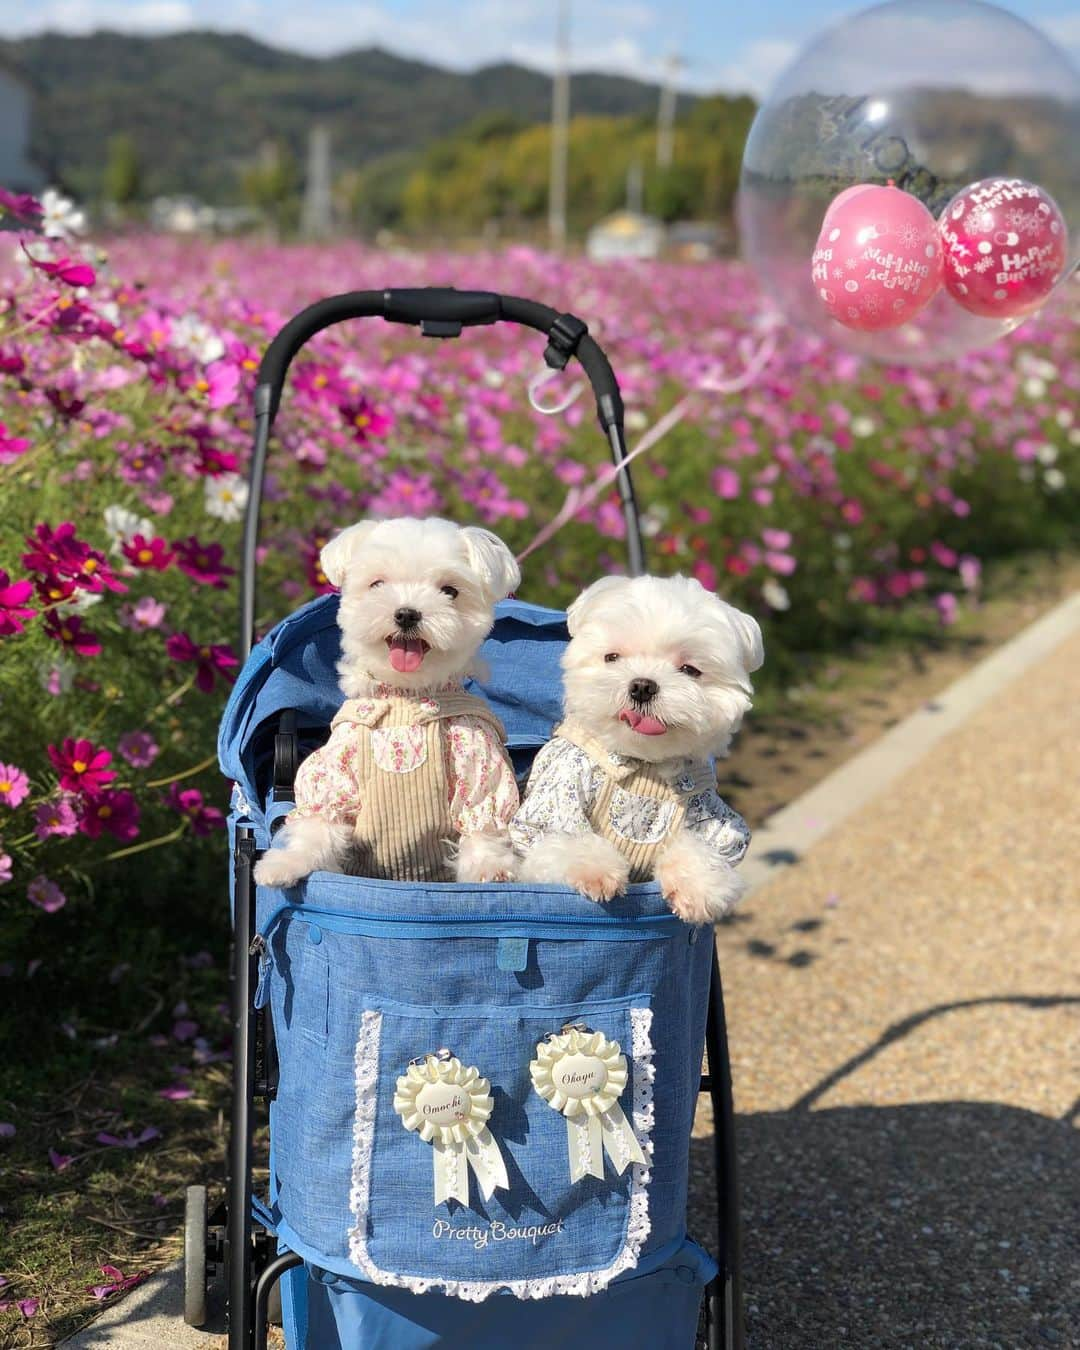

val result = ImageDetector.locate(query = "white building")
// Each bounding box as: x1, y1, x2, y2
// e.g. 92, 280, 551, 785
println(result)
586, 209, 666, 262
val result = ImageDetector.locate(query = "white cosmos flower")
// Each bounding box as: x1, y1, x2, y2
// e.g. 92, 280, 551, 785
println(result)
103, 504, 152, 551
205, 473, 249, 522
172, 313, 226, 365
1055, 408, 1073, 428
762, 578, 791, 611
1043, 468, 1065, 492
40, 656, 77, 695
1023, 376, 1047, 400
851, 415, 876, 438
625, 409, 649, 432
482, 369, 504, 388
41, 188, 87, 240
1036, 443, 1058, 466
56, 590, 103, 616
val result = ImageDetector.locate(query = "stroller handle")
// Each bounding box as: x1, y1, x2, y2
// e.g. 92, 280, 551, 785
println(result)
240, 287, 645, 661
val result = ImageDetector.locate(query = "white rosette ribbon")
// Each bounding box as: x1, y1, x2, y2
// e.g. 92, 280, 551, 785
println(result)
529, 1026, 646, 1183
393, 1051, 509, 1207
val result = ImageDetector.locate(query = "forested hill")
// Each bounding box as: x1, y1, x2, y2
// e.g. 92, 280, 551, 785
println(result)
1, 31, 683, 201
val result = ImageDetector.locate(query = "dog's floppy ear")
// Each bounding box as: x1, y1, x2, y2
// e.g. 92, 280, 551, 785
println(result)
459, 527, 520, 602
320, 520, 379, 589
709, 595, 764, 678
566, 576, 631, 636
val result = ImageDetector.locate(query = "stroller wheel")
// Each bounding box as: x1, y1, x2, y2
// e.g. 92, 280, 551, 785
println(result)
183, 1184, 208, 1326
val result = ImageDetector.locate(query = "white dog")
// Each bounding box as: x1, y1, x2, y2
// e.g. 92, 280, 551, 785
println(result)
510, 574, 763, 924
254, 517, 521, 889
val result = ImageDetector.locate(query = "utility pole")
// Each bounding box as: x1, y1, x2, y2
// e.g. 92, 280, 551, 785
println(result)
301, 124, 333, 240
549, 0, 570, 250
656, 52, 682, 170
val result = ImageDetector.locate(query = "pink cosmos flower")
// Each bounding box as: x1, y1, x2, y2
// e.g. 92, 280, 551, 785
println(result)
28, 875, 67, 913
165, 632, 238, 692
0, 853, 12, 885
121, 534, 174, 570
95, 1125, 160, 1149
761, 528, 792, 550
935, 593, 959, 626
165, 784, 224, 835
712, 467, 740, 500
23, 248, 96, 288
43, 612, 102, 657
78, 790, 140, 842
191, 361, 240, 410
0, 763, 30, 809
0, 1121, 15, 1137
172, 536, 235, 589
0, 570, 35, 636
0, 187, 43, 221
123, 596, 167, 630
117, 731, 159, 768
0, 423, 31, 464
34, 799, 79, 838
158, 1084, 194, 1101
49, 1148, 73, 1171
48, 738, 116, 796
87, 1266, 149, 1301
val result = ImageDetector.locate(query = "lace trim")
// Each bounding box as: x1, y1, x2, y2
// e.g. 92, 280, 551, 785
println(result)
347, 1005, 655, 1302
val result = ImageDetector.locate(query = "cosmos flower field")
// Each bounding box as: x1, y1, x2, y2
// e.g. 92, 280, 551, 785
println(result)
0, 189, 1077, 926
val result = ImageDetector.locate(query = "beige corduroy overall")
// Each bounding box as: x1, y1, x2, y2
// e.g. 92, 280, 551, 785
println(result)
330, 690, 508, 883
554, 720, 717, 882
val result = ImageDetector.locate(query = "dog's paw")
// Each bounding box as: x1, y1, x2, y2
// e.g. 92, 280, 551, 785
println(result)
655, 837, 746, 925
565, 854, 630, 902
456, 833, 517, 885
253, 851, 307, 889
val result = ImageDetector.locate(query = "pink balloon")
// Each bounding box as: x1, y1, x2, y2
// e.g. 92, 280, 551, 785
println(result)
939, 178, 1068, 319
811, 184, 944, 333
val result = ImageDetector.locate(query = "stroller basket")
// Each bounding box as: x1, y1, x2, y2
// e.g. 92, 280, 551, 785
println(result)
209, 289, 743, 1350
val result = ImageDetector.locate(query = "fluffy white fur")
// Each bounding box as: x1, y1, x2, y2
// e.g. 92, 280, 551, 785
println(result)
519, 573, 762, 922
253, 516, 520, 889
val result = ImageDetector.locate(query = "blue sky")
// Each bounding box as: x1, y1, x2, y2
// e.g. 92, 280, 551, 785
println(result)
2, 0, 1077, 94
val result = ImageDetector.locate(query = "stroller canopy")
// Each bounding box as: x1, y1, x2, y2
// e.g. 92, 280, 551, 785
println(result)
218, 596, 570, 816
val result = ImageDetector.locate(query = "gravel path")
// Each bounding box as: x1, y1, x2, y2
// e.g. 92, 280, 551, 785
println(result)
690, 625, 1080, 1347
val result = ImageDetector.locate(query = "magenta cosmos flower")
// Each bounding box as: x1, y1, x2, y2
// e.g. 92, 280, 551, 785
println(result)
43, 612, 102, 657
47, 739, 116, 796
0, 763, 30, 809
165, 632, 238, 692
165, 785, 224, 836
0, 423, 31, 465
121, 534, 175, 570
28, 875, 67, 913
22, 523, 126, 595
34, 799, 79, 839
78, 790, 140, 842
172, 537, 235, 589
0, 571, 35, 637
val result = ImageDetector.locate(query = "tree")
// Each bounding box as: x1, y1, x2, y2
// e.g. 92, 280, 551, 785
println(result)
240, 140, 299, 237
102, 133, 142, 210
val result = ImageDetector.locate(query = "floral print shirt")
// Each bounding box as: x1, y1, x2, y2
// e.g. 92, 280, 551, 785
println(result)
292, 713, 519, 836
509, 735, 750, 863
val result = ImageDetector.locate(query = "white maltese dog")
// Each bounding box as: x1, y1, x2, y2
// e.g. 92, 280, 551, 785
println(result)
510, 574, 763, 924
254, 516, 521, 889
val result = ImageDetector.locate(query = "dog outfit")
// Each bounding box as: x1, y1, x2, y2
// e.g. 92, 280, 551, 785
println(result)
510, 719, 750, 881
290, 684, 519, 882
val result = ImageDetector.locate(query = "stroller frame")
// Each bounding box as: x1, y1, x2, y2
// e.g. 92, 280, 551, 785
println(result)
200, 288, 745, 1350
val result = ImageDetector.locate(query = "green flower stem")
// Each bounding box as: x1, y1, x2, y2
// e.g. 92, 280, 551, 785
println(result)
144, 754, 217, 789
95, 824, 187, 864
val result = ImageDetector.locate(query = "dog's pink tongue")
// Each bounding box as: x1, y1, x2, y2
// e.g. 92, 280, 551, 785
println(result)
388, 636, 426, 673
619, 709, 668, 736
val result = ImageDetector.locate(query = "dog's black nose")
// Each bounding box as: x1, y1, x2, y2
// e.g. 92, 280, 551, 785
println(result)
394, 606, 422, 631
628, 677, 659, 705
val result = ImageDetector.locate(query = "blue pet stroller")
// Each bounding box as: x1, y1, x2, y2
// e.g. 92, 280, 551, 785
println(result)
194, 289, 744, 1349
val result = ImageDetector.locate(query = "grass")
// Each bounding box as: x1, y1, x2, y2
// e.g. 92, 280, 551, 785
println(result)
0, 547, 1076, 1348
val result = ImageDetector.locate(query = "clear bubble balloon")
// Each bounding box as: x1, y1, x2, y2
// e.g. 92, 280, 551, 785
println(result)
738, 0, 1080, 364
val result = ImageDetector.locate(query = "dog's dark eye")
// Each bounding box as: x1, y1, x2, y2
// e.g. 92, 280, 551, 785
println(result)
369, 579, 384, 589
440, 585, 459, 599
604, 653, 620, 663
680, 664, 702, 678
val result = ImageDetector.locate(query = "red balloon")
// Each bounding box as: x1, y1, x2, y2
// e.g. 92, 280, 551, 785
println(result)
939, 178, 1068, 319
811, 184, 944, 333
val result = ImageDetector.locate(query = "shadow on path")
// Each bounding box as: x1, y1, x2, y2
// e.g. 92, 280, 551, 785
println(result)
689, 996, 1080, 1348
